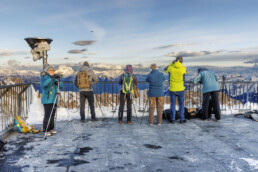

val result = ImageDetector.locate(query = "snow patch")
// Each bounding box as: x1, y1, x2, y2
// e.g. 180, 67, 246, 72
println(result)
240, 158, 258, 170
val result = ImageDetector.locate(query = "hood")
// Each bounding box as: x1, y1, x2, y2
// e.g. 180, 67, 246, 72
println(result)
80, 66, 90, 72
124, 65, 133, 73
198, 67, 208, 73
174, 61, 184, 69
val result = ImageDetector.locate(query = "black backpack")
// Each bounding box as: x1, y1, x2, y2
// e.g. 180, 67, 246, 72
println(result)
162, 107, 195, 120
0, 136, 7, 156
196, 105, 214, 119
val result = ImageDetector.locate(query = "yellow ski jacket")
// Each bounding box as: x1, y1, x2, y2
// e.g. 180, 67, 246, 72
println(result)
165, 61, 187, 92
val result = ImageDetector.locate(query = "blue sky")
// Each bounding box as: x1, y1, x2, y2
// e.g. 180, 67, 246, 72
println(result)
0, 0, 258, 67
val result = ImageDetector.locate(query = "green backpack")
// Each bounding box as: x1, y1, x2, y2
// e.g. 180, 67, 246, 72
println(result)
122, 73, 134, 94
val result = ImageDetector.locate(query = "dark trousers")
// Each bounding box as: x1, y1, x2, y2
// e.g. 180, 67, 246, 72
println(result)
118, 92, 132, 122
80, 91, 96, 120
43, 104, 57, 132
202, 91, 221, 120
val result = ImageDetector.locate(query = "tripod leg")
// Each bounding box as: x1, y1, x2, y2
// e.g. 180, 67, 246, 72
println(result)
59, 94, 80, 136
140, 98, 148, 124
162, 95, 169, 124
87, 101, 90, 120
132, 96, 138, 123
95, 94, 104, 117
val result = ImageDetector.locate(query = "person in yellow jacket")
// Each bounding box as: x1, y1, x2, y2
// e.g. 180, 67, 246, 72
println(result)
164, 56, 187, 124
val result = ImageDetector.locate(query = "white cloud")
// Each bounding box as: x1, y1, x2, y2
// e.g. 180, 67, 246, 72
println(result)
165, 50, 224, 57
87, 52, 96, 55
68, 49, 87, 54
8, 60, 18, 66
154, 43, 198, 49
73, 40, 97, 46
0, 49, 12, 56
0, 49, 29, 57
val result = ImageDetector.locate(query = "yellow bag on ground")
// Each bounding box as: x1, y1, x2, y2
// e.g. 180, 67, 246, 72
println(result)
13, 116, 43, 134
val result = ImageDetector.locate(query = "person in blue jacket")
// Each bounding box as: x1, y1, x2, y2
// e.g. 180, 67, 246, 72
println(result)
146, 64, 165, 125
41, 64, 63, 137
194, 68, 221, 121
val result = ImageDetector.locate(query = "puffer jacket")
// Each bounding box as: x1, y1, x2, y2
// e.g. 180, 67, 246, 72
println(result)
41, 72, 63, 104
194, 68, 219, 93
74, 66, 98, 92
165, 60, 187, 92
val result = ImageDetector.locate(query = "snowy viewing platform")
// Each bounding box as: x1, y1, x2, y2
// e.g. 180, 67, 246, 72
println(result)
0, 81, 258, 171
1, 115, 258, 172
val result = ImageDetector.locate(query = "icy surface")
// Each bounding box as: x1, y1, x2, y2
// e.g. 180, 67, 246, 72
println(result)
1, 115, 258, 172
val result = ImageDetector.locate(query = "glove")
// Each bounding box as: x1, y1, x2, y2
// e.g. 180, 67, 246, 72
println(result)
54, 80, 58, 85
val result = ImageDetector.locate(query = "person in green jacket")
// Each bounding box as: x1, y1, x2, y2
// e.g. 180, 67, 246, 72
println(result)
164, 56, 187, 124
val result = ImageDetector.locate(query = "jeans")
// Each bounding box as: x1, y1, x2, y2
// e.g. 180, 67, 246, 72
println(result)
169, 91, 185, 121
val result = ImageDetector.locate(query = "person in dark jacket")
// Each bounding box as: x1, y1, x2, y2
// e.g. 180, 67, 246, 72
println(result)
194, 68, 221, 121
146, 64, 165, 126
118, 65, 138, 124
74, 61, 98, 122
41, 64, 63, 137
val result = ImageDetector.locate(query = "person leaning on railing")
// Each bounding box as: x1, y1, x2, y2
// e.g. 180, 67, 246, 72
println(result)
164, 56, 187, 124
193, 68, 221, 121
41, 64, 63, 137
146, 64, 165, 126
74, 61, 98, 123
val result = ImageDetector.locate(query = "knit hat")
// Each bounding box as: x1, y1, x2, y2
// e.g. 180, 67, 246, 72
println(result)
150, 64, 157, 70
124, 65, 133, 73
43, 64, 55, 73
83, 61, 89, 67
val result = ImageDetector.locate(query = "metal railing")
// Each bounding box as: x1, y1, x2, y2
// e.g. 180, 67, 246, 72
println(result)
32, 81, 258, 111
0, 83, 32, 133
0, 80, 257, 133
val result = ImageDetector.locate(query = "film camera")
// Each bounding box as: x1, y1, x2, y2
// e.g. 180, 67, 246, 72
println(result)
52, 74, 63, 79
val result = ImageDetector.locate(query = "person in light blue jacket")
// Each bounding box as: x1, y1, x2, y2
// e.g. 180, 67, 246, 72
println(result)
146, 64, 165, 125
194, 68, 221, 121
41, 64, 63, 137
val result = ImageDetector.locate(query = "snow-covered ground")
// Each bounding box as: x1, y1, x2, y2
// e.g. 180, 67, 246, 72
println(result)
1, 114, 258, 171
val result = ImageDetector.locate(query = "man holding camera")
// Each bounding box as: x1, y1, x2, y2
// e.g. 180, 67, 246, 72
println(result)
164, 56, 187, 124
41, 64, 63, 137
75, 61, 98, 123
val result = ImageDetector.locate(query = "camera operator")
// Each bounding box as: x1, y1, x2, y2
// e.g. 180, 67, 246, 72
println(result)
41, 64, 63, 137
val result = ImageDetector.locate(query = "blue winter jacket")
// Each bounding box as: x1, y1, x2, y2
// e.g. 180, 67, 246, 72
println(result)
194, 68, 219, 93
146, 69, 165, 97
41, 72, 63, 104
